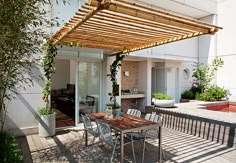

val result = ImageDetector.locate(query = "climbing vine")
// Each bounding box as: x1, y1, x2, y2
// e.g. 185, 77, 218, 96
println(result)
107, 49, 130, 108
40, 40, 57, 113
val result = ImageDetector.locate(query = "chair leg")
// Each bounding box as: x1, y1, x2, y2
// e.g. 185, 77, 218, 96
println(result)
142, 131, 148, 163
130, 134, 136, 163
82, 130, 85, 145
91, 135, 96, 148
111, 136, 119, 163
162, 150, 166, 161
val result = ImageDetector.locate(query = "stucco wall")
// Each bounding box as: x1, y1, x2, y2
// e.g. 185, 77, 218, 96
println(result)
51, 59, 70, 90
5, 64, 44, 135
217, 0, 236, 97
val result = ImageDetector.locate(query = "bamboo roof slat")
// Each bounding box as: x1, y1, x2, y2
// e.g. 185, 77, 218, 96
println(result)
81, 5, 195, 34
116, 0, 222, 30
76, 10, 189, 35
50, 0, 222, 55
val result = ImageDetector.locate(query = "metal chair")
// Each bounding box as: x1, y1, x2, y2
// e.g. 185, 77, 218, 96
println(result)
142, 112, 164, 162
96, 121, 136, 163
127, 109, 141, 117
128, 112, 163, 163
81, 114, 100, 146
145, 112, 162, 138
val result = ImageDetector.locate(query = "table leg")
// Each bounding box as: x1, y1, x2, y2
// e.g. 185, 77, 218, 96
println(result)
159, 126, 162, 163
85, 130, 88, 146
120, 132, 124, 163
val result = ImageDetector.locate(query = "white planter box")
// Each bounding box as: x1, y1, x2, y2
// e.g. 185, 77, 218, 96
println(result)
38, 113, 56, 137
152, 98, 175, 107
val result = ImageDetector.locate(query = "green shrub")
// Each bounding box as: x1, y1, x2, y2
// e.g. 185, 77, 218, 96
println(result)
181, 90, 195, 99
199, 85, 227, 101
153, 92, 172, 100
0, 132, 23, 163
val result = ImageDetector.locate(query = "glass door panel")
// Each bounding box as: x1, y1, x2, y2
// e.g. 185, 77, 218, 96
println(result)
78, 62, 100, 117
152, 68, 166, 94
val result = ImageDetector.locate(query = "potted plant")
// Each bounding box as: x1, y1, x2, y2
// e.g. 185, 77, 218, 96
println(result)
180, 90, 195, 103
38, 81, 56, 137
107, 93, 121, 114
152, 92, 175, 107
37, 41, 57, 137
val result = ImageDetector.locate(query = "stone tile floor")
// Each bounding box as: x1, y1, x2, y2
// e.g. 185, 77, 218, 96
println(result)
16, 127, 236, 163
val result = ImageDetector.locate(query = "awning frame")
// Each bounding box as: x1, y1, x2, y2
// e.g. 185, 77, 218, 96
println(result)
50, 0, 222, 55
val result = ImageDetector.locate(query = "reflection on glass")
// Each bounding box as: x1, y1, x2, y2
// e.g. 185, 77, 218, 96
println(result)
78, 62, 100, 115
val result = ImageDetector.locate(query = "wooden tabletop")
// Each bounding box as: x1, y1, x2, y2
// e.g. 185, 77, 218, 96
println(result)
88, 112, 161, 133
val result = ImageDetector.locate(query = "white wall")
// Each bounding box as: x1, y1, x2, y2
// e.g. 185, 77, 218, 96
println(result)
131, 37, 198, 62
136, 0, 217, 18
198, 15, 217, 64
51, 59, 70, 90
138, 59, 152, 107
216, 0, 236, 97
179, 62, 195, 93
5, 64, 44, 135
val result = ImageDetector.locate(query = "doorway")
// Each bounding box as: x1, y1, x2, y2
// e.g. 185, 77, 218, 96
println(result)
152, 67, 166, 94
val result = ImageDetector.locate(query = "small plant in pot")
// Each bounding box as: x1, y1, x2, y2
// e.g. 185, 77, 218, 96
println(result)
108, 93, 121, 114
180, 90, 195, 103
152, 92, 175, 108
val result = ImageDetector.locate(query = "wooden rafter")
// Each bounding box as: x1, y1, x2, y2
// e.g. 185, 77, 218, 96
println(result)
50, 0, 222, 55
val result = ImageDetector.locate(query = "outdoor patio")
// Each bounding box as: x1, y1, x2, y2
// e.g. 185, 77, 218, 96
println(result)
17, 126, 236, 163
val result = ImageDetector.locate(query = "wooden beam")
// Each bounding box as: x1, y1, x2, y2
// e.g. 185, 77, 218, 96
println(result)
63, 35, 139, 47
75, 21, 181, 38
60, 40, 123, 51
82, 5, 195, 33
88, 1, 211, 33
50, 5, 101, 45
65, 31, 179, 47
69, 16, 184, 38
109, 32, 204, 56
116, 0, 222, 30
65, 30, 152, 43
50, 0, 113, 45
74, 21, 180, 39
75, 10, 187, 35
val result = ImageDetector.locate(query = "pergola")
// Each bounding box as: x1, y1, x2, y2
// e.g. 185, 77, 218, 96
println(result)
50, 0, 222, 55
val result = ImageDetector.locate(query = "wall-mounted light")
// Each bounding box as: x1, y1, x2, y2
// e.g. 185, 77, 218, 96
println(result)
124, 71, 129, 77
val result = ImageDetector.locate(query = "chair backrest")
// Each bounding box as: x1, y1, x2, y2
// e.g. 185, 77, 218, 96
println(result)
96, 121, 114, 147
81, 114, 95, 135
127, 109, 141, 117
145, 112, 162, 123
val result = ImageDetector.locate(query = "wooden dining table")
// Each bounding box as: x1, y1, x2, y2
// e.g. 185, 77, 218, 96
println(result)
87, 112, 162, 163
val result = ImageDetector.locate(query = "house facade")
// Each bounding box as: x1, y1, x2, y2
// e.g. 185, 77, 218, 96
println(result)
5, 0, 236, 135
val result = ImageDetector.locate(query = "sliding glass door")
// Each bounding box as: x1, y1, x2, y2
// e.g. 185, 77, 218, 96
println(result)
76, 62, 101, 124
